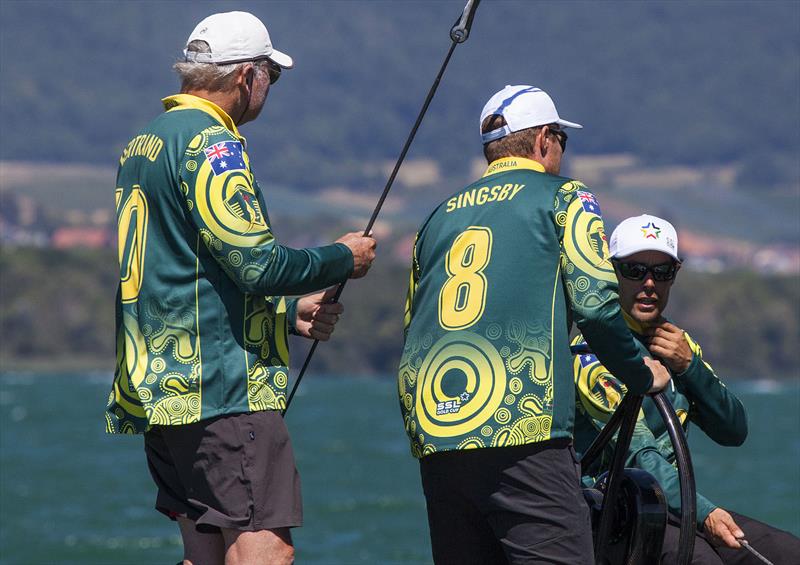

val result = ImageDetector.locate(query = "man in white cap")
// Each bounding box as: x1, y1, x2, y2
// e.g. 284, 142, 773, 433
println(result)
397, 85, 671, 564
105, 11, 376, 565
573, 214, 800, 564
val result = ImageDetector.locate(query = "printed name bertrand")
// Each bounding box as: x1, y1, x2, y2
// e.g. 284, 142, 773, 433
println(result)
119, 134, 165, 166
446, 183, 525, 213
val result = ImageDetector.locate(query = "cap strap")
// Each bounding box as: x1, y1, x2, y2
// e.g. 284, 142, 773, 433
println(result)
481, 125, 511, 144
184, 50, 217, 64
183, 50, 272, 66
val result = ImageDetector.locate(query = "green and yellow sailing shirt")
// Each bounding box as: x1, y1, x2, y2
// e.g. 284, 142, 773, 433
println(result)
398, 157, 653, 458
572, 318, 748, 526
106, 94, 353, 434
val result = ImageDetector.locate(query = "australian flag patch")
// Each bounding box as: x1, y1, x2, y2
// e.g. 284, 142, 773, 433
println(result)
204, 141, 246, 175
579, 353, 598, 368
577, 191, 602, 216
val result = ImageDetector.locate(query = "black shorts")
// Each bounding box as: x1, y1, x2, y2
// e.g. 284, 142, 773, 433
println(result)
144, 410, 302, 533
420, 439, 594, 565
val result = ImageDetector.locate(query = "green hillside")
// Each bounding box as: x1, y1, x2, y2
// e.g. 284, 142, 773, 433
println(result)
1, 2, 798, 378
1, 0, 798, 191
1, 247, 798, 380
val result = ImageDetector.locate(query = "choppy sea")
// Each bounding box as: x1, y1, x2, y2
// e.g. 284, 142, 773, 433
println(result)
1, 373, 798, 564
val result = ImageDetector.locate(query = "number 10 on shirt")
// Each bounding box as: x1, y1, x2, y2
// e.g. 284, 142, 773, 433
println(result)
117, 185, 149, 304
438, 226, 493, 330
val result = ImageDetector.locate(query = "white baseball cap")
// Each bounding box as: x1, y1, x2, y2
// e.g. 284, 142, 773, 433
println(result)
184, 11, 294, 68
479, 85, 582, 144
609, 214, 680, 262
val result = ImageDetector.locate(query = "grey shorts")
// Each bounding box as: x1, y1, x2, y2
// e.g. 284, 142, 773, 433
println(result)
144, 410, 302, 533
420, 439, 594, 565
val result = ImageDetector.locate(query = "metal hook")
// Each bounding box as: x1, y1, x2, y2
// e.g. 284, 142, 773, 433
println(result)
450, 0, 481, 43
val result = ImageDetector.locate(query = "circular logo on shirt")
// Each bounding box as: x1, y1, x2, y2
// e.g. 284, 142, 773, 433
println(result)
415, 332, 506, 438
193, 159, 270, 246
565, 199, 613, 281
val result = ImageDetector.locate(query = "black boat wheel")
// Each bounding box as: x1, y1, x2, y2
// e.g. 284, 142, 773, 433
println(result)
574, 346, 697, 565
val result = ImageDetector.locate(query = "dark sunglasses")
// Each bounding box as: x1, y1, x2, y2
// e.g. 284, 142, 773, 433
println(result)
614, 261, 678, 282
255, 59, 281, 84
547, 125, 568, 153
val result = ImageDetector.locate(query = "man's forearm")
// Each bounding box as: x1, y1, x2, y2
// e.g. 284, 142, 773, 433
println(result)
247, 243, 353, 296
678, 353, 748, 446
636, 445, 717, 528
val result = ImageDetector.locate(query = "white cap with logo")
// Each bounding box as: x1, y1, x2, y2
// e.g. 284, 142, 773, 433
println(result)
480, 85, 583, 144
609, 214, 680, 262
184, 11, 294, 68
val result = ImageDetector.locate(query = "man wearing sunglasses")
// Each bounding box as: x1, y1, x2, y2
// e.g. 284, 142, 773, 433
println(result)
399, 86, 672, 564
105, 11, 377, 565
573, 214, 799, 564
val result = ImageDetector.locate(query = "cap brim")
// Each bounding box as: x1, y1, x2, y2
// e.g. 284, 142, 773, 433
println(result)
269, 49, 294, 69
556, 118, 582, 129
612, 244, 680, 262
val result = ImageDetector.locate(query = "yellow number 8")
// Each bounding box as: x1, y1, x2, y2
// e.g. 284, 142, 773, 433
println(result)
438, 226, 493, 330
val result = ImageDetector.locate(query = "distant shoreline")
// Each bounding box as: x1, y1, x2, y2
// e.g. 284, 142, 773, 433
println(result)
0, 357, 113, 375
1, 362, 798, 384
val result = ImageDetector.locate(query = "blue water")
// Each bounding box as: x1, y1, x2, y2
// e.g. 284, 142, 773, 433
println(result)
1, 374, 798, 564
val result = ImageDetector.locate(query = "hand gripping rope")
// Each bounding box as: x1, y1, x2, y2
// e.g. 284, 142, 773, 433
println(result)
283, 0, 481, 415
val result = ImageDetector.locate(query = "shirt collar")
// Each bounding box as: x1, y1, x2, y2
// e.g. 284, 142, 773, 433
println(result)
622, 309, 647, 335
482, 156, 546, 178
162, 94, 245, 142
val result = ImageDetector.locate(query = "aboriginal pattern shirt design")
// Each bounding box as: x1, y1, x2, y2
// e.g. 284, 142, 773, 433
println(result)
399, 157, 649, 458
107, 95, 294, 434
572, 327, 747, 525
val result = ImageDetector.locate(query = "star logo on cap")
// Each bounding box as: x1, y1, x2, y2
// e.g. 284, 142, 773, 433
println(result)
640, 222, 661, 240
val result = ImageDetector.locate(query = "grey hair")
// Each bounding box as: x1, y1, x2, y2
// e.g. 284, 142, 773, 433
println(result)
173, 40, 251, 92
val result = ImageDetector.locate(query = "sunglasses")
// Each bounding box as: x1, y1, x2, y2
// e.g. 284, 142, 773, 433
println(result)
255, 59, 282, 85
547, 125, 568, 153
614, 261, 678, 282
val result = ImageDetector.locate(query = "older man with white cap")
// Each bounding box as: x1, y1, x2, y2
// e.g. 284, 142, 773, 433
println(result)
105, 11, 376, 565
573, 214, 800, 564
397, 85, 671, 564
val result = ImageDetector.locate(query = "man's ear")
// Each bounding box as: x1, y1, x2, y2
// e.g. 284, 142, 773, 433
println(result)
534, 127, 548, 158
235, 64, 254, 88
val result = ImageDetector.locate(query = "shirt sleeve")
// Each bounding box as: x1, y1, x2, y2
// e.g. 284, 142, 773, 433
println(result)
403, 232, 421, 338
178, 126, 353, 296
556, 181, 652, 394
573, 346, 718, 527
677, 332, 748, 446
